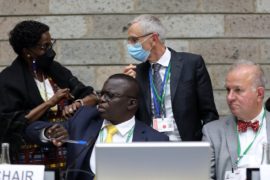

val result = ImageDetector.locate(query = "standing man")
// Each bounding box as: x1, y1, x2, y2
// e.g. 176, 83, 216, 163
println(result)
202, 60, 269, 180
124, 14, 218, 141
26, 74, 169, 180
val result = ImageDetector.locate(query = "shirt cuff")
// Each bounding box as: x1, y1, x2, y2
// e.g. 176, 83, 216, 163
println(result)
40, 128, 51, 143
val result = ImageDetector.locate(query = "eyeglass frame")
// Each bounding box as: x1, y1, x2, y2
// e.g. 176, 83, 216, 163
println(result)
96, 90, 137, 102
35, 39, 56, 51
127, 33, 153, 44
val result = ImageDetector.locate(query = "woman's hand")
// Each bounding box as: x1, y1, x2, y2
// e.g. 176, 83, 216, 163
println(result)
25, 88, 74, 122
45, 124, 68, 147
123, 64, 136, 78
47, 88, 71, 107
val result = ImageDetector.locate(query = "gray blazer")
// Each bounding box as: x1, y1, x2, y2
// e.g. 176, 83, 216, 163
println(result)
202, 112, 270, 180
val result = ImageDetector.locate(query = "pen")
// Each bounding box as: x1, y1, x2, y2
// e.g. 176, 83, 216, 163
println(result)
50, 139, 87, 145
63, 139, 87, 145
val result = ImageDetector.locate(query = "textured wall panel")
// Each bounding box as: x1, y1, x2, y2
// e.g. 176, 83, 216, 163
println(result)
0, 0, 49, 15
225, 15, 270, 37
256, 0, 270, 12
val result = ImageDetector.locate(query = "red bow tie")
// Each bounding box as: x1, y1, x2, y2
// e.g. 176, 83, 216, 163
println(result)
237, 120, 259, 132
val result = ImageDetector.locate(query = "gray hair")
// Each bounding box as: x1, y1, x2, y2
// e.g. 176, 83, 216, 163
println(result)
130, 14, 166, 43
229, 59, 267, 88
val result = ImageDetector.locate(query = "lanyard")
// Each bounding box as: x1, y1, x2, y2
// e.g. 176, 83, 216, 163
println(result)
99, 125, 134, 143
149, 63, 171, 117
235, 109, 266, 165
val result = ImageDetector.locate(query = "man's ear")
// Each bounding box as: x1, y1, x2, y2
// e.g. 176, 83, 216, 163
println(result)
257, 87, 265, 99
127, 98, 138, 110
152, 32, 159, 41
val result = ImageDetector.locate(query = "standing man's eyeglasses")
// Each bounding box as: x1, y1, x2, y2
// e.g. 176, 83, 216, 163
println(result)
127, 33, 153, 44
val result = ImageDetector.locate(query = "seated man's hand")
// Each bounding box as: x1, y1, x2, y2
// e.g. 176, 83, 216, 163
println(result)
123, 64, 136, 78
45, 124, 68, 147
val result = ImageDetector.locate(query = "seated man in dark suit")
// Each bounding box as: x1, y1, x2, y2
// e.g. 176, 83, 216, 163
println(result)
26, 73, 169, 180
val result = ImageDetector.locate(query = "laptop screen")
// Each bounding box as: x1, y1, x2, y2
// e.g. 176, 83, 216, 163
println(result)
95, 142, 210, 180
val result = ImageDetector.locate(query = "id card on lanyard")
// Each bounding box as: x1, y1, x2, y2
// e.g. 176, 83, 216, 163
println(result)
224, 168, 246, 180
149, 63, 173, 132
153, 117, 174, 132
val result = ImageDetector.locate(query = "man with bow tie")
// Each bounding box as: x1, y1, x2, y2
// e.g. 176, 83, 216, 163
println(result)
202, 59, 269, 180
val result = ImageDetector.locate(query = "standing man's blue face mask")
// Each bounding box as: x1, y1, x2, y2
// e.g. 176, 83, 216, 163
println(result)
127, 33, 153, 62
127, 42, 150, 62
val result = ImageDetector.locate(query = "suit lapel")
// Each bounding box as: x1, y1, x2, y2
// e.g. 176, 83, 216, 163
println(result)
138, 62, 152, 116
17, 59, 44, 106
75, 119, 103, 171
132, 121, 147, 141
225, 116, 238, 169
169, 49, 183, 101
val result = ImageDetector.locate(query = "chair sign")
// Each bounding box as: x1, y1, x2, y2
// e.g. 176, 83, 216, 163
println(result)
0, 164, 44, 180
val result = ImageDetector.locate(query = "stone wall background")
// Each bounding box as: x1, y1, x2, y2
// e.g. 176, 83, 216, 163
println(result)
1, 0, 270, 116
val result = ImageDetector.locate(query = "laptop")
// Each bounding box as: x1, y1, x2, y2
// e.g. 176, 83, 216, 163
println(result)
95, 142, 210, 180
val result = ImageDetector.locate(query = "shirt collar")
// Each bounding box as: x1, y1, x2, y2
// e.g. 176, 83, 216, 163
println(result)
102, 116, 136, 136
251, 108, 265, 124
150, 47, 171, 67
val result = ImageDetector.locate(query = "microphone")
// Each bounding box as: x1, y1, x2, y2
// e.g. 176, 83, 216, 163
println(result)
64, 135, 97, 180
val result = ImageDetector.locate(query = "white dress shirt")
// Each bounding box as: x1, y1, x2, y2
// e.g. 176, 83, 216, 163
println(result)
237, 108, 267, 167
90, 117, 135, 174
150, 48, 181, 141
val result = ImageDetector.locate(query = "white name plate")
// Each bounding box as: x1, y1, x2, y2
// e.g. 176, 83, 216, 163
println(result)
0, 164, 44, 180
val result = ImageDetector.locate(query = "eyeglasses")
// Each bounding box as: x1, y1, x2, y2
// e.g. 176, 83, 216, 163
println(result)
96, 90, 136, 102
127, 33, 153, 44
35, 39, 56, 50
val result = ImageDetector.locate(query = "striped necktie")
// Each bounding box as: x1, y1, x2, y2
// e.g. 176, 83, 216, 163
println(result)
152, 63, 162, 118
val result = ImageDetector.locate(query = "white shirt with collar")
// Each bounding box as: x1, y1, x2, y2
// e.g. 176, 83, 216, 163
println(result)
150, 47, 181, 141
237, 108, 267, 167
90, 117, 135, 174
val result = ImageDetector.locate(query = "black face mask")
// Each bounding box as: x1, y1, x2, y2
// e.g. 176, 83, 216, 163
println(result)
35, 48, 56, 70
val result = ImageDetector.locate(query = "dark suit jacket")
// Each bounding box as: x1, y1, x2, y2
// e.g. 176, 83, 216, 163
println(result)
25, 106, 169, 180
0, 56, 93, 152
135, 48, 219, 141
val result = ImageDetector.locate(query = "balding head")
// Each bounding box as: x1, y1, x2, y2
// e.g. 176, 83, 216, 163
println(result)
227, 59, 266, 89
225, 60, 266, 121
